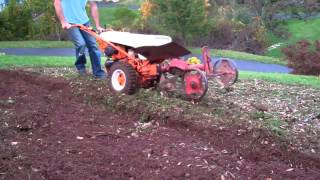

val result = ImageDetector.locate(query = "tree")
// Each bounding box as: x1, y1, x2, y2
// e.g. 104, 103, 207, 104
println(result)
0, 0, 34, 40
0, 0, 62, 40
111, 7, 138, 30
148, 0, 209, 45
26, 0, 62, 40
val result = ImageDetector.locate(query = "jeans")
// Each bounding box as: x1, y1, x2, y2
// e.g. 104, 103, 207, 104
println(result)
67, 22, 105, 78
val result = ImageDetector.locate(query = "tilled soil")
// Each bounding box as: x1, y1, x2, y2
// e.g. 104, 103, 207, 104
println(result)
0, 70, 320, 180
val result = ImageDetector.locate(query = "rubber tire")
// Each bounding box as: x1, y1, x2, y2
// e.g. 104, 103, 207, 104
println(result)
109, 61, 138, 95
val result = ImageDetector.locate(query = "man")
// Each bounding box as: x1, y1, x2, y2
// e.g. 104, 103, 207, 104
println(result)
54, 0, 106, 79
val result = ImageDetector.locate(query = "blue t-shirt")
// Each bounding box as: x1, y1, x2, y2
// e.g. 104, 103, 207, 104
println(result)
61, 0, 89, 24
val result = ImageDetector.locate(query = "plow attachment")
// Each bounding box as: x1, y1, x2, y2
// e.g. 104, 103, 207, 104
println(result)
159, 47, 238, 101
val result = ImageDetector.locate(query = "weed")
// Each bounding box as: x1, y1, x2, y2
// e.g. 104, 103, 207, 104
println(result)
264, 118, 288, 137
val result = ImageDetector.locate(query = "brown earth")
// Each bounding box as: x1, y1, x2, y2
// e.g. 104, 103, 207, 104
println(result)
0, 69, 320, 180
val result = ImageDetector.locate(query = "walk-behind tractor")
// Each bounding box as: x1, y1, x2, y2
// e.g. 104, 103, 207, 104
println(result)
73, 24, 238, 101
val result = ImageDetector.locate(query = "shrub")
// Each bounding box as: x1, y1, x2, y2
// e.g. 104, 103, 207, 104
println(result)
193, 19, 242, 49
233, 6, 253, 25
267, 20, 290, 39
282, 40, 320, 76
147, 0, 209, 45
230, 18, 269, 54
111, 7, 138, 30
0, 0, 34, 40
0, 0, 63, 40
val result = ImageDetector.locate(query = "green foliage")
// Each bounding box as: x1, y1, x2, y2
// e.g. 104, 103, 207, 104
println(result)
98, 7, 120, 27
148, 0, 209, 45
26, 0, 62, 40
111, 7, 138, 30
119, 0, 144, 6
0, 0, 34, 40
0, 0, 61, 40
264, 118, 287, 137
233, 7, 253, 25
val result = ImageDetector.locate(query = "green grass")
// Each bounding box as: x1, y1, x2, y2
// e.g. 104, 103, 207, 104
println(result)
239, 71, 320, 89
0, 41, 73, 48
266, 18, 320, 58
190, 48, 285, 65
0, 55, 74, 69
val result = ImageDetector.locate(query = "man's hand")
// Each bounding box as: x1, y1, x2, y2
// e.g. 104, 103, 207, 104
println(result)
61, 21, 72, 29
90, 2, 105, 33
54, 0, 71, 30
96, 26, 105, 33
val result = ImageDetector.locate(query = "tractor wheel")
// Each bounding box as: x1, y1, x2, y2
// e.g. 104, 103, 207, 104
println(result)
109, 61, 138, 95
213, 59, 238, 88
182, 68, 208, 102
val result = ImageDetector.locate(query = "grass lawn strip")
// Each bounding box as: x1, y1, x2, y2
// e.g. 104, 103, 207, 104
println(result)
0, 41, 73, 48
266, 18, 320, 58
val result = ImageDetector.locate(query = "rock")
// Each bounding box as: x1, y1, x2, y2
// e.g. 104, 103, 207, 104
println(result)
11, 142, 18, 145
7, 99, 15, 104
76, 136, 84, 140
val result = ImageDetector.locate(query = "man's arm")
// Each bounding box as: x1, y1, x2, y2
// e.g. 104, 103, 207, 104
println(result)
89, 1, 104, 32
54, 0, 71, 29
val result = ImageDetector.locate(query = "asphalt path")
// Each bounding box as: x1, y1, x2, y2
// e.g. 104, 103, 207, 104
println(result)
0, 48, 292, 73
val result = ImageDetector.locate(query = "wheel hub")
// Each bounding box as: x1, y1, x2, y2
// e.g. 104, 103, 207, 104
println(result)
111, 69, 127, 91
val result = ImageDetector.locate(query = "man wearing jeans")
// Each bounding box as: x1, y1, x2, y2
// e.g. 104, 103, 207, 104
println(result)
54, 0, 106, 79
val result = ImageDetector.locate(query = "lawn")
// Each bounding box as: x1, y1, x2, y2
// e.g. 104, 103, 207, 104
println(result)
0, 41, 73, 48
0, 55, 74, 69
240, 71, 320, 89
266, 18, 320, 58
1, 55, 318, 88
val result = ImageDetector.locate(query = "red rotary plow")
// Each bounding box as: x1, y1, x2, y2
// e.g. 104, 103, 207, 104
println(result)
73, 24, 238, 101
